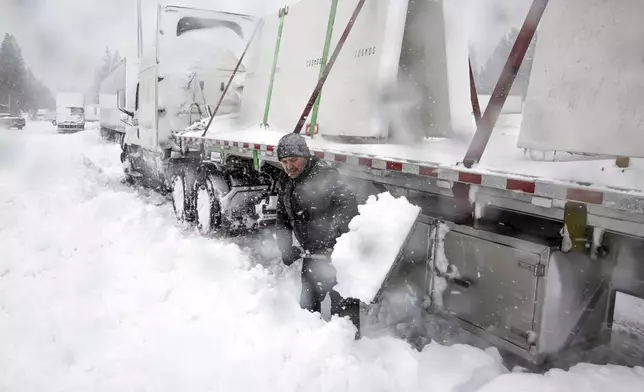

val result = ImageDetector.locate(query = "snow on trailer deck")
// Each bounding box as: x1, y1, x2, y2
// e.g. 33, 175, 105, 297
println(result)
179, 115, 644, 215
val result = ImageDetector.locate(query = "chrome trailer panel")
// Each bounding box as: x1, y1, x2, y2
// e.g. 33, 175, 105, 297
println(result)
441, 225, 548, 351
611, 291, 644, 359
536, 250, 609, 360
404, 217, 612, 364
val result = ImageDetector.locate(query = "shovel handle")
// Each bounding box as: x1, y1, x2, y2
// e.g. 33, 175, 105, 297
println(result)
452, 278, 471, 289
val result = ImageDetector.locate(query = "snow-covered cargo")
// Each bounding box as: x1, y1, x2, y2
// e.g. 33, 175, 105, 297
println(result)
98, 57, 140, 144
119, 0, 644, 368
519, 0, 644, 157
55, 92, 85, 132
239, 0, 469, 140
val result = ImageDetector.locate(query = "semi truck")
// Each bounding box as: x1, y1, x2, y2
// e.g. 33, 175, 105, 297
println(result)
119, 0, 644, 368
55, 92, 85, 132
98, 57, 140, 145
119, 4, 254, 174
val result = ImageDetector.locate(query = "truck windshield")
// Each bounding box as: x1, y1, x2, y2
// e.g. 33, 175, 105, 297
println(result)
70, 107, 84, 115
176, 17, 243, 39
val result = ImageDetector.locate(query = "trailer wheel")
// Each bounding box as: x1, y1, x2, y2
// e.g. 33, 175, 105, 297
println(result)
194, 173, 229, 235
171, 170, 197, 224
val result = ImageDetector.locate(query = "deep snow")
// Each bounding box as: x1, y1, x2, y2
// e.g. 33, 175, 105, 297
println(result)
1, 122, 643, 391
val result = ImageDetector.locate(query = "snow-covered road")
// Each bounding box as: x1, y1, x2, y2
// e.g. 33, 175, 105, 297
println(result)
1, 122, 643, 392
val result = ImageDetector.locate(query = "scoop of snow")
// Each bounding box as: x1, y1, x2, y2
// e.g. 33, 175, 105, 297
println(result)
332, 192, 420, 303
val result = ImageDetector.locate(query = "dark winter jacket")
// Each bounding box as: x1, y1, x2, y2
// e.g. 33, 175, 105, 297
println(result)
276, 157, 359, 256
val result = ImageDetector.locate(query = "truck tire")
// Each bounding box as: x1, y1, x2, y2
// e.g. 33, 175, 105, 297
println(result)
171, 169, 197, 224
194, 173, 229, 236
120, 146, 135, 185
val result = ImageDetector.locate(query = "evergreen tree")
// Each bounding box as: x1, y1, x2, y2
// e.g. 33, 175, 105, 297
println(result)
472, 28, 537, 98
0, 33, 55, 114
112, 50, 122, 69
0, 33, 27, 114
24, 69, 55, 111
91, 46, 122, 103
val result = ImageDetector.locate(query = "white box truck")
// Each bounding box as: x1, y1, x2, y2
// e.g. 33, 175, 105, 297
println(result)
99, 57, 140, 145
55, 92, 85, 132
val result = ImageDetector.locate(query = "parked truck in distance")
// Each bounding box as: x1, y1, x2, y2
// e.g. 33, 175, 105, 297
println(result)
0, 104, 25, 130
35, 109, 49, 121
55, 92, 85, 133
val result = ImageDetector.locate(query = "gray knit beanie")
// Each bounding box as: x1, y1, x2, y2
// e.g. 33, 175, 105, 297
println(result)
277, 133, 311, 160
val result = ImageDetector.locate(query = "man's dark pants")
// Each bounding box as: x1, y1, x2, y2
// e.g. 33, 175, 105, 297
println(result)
300, 257, 361, 337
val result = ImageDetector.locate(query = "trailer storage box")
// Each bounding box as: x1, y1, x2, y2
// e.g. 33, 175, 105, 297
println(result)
432, 222, 609, 363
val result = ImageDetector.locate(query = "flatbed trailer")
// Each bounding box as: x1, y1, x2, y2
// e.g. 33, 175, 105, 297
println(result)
178, 121, 644, 221
121, 0, 644, 367
173, 118, 644, 366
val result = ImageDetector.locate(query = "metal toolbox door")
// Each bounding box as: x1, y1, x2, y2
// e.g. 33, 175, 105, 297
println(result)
443, 231, 542, 349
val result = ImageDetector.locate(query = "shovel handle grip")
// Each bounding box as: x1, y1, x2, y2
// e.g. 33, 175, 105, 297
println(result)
452, 278, 471, 289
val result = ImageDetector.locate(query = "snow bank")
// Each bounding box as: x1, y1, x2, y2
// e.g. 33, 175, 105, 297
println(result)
332, 192, 420, 303
2, 123, 644, 392
1, 124, 506, 392
476, 363, 644, 392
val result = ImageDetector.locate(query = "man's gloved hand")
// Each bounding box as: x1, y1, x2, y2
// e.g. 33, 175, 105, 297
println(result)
281, 246, 303, 266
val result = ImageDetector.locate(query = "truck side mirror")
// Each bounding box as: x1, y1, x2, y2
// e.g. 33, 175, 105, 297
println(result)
220, 81, 225, 92
117, 89, 134, 118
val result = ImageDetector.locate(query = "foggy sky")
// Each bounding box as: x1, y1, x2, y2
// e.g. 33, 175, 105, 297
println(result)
0, 0, 528, 94
0, 0, 285, 93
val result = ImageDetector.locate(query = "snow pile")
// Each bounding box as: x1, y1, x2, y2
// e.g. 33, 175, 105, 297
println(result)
0, 124, 506, 392
182, 116, 211, 133
332, 192, 420, 303
477, 363, 644, 392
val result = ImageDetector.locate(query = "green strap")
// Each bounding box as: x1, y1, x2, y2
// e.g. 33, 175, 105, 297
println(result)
262, 7, 287, 127
309, 0, 339, 137
252, 149, 260, 171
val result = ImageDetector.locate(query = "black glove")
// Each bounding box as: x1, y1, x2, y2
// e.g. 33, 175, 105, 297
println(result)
281, 246, 303, 266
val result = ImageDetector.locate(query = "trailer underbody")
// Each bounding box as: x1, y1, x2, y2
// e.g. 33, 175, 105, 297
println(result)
118, 127, 644, 370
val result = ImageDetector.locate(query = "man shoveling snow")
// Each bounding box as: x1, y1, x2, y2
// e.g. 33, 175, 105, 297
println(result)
274, 133, 361, 337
